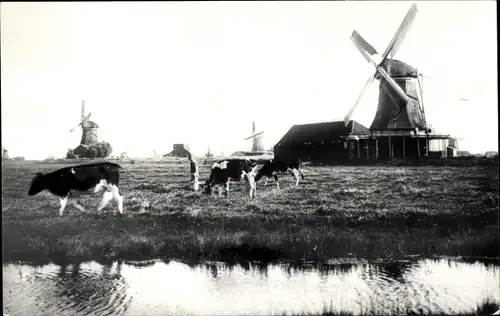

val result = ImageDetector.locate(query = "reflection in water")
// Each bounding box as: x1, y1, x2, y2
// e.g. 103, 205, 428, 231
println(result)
4, 261, 130, 316
3, 258, 499, 316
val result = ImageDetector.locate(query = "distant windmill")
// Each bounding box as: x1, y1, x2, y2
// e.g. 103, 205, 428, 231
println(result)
205, 145, 213, 158
244, 121, 265, 152
69, 100, 100, 146
2, 146, 9, 160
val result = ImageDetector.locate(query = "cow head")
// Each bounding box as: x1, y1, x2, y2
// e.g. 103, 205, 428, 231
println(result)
242, 164, 259, 183
27, 172, 47, 196
200, 179, 215, 195
254, 160, 272, 182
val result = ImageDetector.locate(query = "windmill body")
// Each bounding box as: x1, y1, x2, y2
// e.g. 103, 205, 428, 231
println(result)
74, 101, 100, 146
371, 59, 427, 130
341, 3, 452, 160
245, 121, 265, 152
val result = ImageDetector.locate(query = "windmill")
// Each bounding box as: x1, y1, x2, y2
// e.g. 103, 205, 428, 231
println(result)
244, 121, 265, 152
343, 3, 451, 160
2, 146, 9, 160
70, 100, 100, 146
344, 3, 428, 131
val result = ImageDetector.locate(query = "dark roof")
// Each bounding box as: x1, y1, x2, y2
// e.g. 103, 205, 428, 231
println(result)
376, 59, 418, 79
276, 120, 369, 147
164, 147, 191, 157
231, 151, 270, 157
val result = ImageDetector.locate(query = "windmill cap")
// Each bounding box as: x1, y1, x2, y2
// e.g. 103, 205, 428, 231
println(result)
82, 120, 99, 128
375, 59, 418, 79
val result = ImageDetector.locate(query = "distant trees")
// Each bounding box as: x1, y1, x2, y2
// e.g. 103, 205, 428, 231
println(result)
95, 142, 113, 157
66, 142, 113, 159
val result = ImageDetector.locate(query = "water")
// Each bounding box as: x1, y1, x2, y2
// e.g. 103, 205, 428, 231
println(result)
3, 258, 499, 316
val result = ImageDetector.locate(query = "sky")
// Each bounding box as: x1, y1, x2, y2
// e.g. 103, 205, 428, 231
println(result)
1, 1, 497, 159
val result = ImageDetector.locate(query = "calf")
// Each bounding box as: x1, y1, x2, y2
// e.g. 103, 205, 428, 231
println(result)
254, 159, 305, 189
201, 159, 259, 198
27, 162, 124, 216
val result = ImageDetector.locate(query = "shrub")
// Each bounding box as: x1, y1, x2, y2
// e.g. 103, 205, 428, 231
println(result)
67, 142, 113, 159
96, 142, 113, 157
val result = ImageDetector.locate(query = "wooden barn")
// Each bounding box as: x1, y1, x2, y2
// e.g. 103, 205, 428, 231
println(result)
274, 120, 370, 164
164, 144, 191, 158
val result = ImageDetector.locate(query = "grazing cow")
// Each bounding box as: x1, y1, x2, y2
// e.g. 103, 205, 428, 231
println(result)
201, 159, 259, 198
188, 154, 200, 192
254, 159, 305, 189
27, 162, 124, 216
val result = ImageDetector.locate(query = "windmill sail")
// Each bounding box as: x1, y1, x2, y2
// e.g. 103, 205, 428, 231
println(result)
81, 100, 86, 121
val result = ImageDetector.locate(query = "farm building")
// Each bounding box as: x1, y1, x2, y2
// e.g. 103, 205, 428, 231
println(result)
164, 144, 191, 158
274, 120, 370, 164
73, 144, 91, 157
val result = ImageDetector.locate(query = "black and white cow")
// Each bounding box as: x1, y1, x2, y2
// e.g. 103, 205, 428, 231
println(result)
254, 159, 305, 189
201, 159, 259, 198
27, 162, 124, 216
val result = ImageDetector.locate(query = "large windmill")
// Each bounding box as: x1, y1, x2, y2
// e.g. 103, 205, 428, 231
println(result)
343, 3, 451, 160
244, 121, 265, 153
70, 100, 100, 146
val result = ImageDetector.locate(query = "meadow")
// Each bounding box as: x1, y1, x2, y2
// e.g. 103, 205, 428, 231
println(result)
2, 157, 499, 266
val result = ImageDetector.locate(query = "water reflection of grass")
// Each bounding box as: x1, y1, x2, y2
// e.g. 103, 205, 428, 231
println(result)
2, 159, 498, 265
284, 299, 500, 316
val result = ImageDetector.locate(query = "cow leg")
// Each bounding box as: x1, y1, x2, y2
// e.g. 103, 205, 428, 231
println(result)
264, 177, 269, 186
218, 185, 223, 197
249, 178, 256, 198
192, 172, 200, 192
274, 175, 280, 190
111, 185, 124, 214
94, 179, 108, 194
291, 168, 300, 186
97, 191, 113, 212
299, 169, 305, 180
225, 181, 230, 197
59, 195, 69, 216
72, 200, 87, 212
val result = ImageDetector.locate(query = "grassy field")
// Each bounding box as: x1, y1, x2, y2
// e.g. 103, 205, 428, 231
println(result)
2, 157, 499, 265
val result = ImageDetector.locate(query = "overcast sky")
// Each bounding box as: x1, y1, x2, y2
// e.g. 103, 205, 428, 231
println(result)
1, 1, 497, 159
